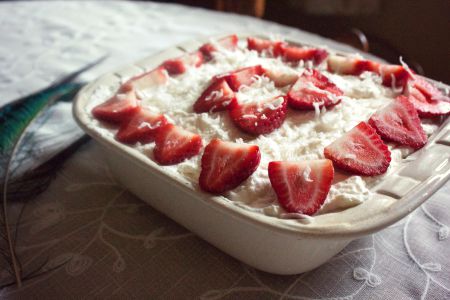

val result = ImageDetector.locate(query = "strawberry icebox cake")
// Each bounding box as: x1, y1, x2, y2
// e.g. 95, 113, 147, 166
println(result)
88, 34, 450, 220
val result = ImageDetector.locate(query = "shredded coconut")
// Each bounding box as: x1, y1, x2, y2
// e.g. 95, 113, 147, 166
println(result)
302, 165, 313, 182
87, 39, 440, 219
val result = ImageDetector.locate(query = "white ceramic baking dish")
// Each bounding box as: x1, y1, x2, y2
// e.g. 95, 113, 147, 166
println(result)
73, 34, 450, 275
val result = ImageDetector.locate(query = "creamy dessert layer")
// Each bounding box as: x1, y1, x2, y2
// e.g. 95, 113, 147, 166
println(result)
87, 39, 439, 219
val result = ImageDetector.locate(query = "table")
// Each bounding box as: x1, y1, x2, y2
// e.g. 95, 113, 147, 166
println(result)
1, 1, 449, 299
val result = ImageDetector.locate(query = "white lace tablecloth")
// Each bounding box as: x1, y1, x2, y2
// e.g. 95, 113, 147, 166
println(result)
1, 1, 449, 299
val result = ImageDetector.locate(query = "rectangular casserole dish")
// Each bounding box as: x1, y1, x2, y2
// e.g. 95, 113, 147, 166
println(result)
73, 33, 450, 275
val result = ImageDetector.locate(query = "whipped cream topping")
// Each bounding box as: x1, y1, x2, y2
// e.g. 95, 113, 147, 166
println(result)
87, 41, 439, 220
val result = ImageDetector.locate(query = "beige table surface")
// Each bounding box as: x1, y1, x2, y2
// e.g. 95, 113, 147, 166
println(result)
1, 1, 449, 299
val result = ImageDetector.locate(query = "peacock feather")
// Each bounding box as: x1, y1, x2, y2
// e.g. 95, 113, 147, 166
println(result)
0, 56, 106, 288
0, 82, 82, 155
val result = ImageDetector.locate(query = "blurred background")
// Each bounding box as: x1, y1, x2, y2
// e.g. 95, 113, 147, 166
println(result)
155, 0, 450, 83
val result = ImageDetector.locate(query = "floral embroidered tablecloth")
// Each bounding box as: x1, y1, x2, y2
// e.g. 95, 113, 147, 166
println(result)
1, 1, 449, 299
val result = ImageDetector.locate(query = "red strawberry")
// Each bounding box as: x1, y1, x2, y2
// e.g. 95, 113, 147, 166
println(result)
405, 76, 450, 117
327, 55, 379, 76
162, 51, 204, 76
327, 56, 410, 89
229, 96, 287, 135
368, 96, 427, 149
379, 64, 411, 88
199, 139, 261, 193
216, 34, 239, 49
153, 124, 202, 165
92, 88, 140, 124
199, 34, 239, 61
216, 65, 266, 91
123, 67, 168, 93
264, 68, 299, 87
247, 37, 275, 52
116, 108, 168, 144
287, 69, 343, 110
194, 78, 236, 113
268, 159, 334, 215
280, 45, 328, 65
324, 122, 391, 176
247, 37, 285, 57
412, 76, 442, 100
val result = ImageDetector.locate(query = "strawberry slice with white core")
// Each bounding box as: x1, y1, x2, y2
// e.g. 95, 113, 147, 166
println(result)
216, 65, 266, 91
123, 67, 168, 95
229, 96, 288, 135
199, 139, 261, 194
116, 108, 168, 144
247, 37, 277, 52
327, 56, 411, 89
199, 34, 239, 61
405, 76, 450, 117
247, 37, 285, 57
264, 68, 299, 87
327, 55, 380, 76
216, 34, 239, 50
92, 88, 140, 124
379, 64, 411, 88
153, 124, 202, 165
162, 51, 204, 76
287, 69, 343, 110
324, 122, 391, 176
412, 76, 444, 100
368, 96, 427, 149
268, 159, 334, 215
407, 86, 450, 118
280, 45, 328, 65
194, 78, 236, 113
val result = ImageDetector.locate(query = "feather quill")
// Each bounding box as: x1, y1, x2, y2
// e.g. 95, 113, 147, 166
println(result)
0, 56, 106, 288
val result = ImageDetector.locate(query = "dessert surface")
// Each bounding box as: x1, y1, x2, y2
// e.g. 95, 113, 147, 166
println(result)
87, 35, 447, 220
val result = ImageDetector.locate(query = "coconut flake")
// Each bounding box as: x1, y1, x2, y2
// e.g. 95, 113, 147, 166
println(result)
302, 165, 313, 182
263, 97, 284, 110
399, 56, 415, 77
241, 114, 257, 119
312, 102, 324, 118
205, 90, 224, 102
138, 121, 162, 130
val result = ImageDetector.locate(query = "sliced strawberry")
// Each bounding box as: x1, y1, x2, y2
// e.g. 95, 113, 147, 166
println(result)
405, 76, 450, 117
162, 51, 204, 76
368, 96, 427, 149
268, 160, 334, 215
194, 78, 236, 113
379, 64, 411, 88
229, 96, 287, 135
247, 37, 285, 57
216, 34, 239, 50
287, 69, 343, 110
216, 65, 266, 91
412, 76, 442, 100
264, 68, 299, 87
327, 56, 410, 88
280, 45, 328, 65
199, 34, 239, 61
92, 88, 140, 124
116, 108, 168, 144
188, 51, 204, 66
247, 37, 274, 52
199, 139, 261, 193
407, 87, 450, 117
161, 60, 184, 76
123, 67, 168, 93
153, 124, 202, 165
327, 55, 380, 76
324, 122, 391, 176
